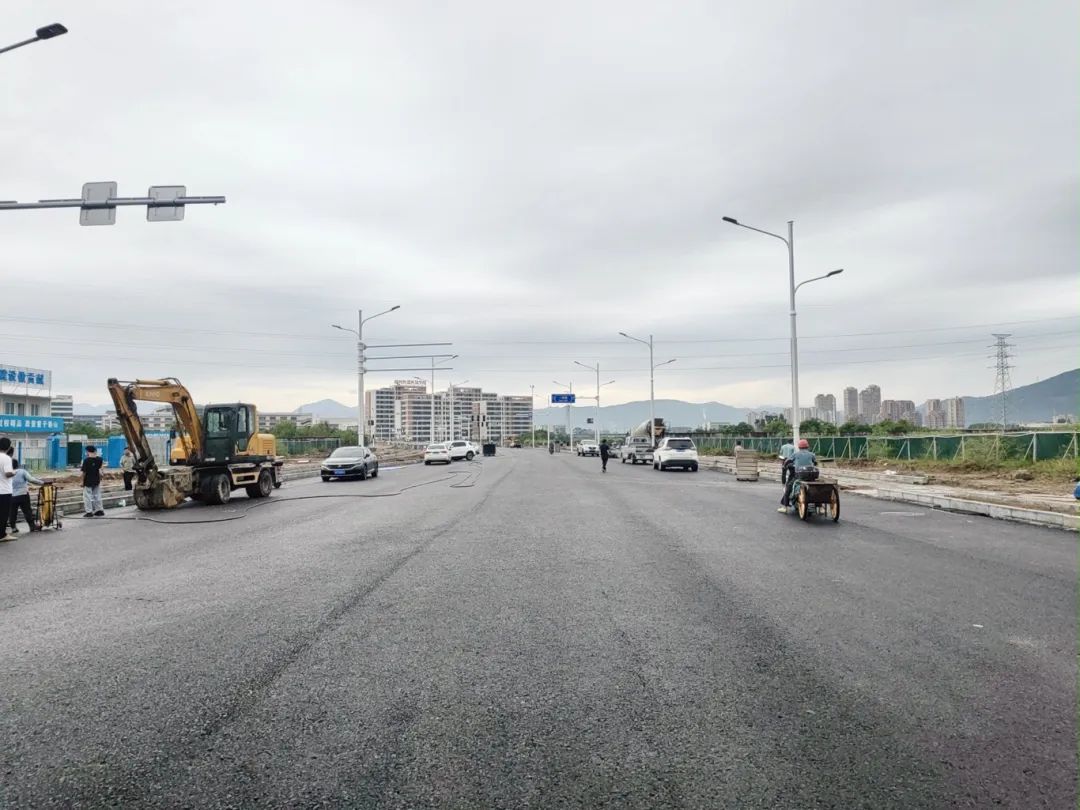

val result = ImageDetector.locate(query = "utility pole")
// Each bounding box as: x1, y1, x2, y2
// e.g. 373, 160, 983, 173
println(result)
332, 306, 400, 446
529, 384, 536, 447
991, 334, 1014, 430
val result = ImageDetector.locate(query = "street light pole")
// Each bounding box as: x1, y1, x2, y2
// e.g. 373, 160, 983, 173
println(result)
575, 361, 603, 446
428, 355, 458, 443
553, 380, 573, 449
448, 379, 469, 441
0, 23, 67, 56
722, 215, 845, 443
619, 332, 677, 448
332, 305, 400, 447
529, 384, 536, 447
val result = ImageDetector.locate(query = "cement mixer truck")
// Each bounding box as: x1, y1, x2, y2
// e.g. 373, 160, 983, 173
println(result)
619, 418, 665, 465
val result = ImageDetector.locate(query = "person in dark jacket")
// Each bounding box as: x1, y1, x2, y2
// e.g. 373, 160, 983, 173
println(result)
82, 446, 104, 517
599, 440, 611, 473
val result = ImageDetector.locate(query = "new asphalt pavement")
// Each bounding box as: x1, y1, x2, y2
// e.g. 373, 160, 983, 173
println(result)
0, 450, 1075, 807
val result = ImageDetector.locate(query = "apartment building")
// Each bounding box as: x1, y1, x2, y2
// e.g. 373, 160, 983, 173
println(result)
945, 397, 965, 428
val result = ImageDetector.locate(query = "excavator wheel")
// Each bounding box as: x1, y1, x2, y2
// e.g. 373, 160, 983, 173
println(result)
203, 473, 231, 506
246, 469, 274, 499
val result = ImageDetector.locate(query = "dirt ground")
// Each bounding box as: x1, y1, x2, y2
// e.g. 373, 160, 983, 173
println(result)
838, 457, 1077, 497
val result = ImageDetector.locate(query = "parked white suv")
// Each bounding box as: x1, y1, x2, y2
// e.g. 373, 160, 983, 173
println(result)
448, 440, 479, 461
620, 436, 654, 465
654, 436, 699, 472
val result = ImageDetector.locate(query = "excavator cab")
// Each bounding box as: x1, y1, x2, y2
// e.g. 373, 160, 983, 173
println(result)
203, 404, 255, 462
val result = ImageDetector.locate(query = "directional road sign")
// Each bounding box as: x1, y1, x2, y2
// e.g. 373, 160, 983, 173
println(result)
551, 393, 575, 404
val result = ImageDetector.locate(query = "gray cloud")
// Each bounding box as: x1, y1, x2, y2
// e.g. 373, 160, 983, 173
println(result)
2, 0, 1076, 412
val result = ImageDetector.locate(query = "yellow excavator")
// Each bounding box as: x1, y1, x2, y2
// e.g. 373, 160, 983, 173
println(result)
107, 377, 283, 510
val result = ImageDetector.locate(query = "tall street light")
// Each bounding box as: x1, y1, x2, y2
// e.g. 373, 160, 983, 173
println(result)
722, 215, 844, 442
529, 384, 536, 447
448, 379, 469, 441
431, 355, 458, 442
574, 361, 616, 446
332, 305, 400, 447
552, 380, 573, 449
0, 23, 67, 57
619, 332, 676, 447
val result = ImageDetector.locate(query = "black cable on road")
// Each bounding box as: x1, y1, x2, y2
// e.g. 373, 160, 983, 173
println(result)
66, 461, 488, 527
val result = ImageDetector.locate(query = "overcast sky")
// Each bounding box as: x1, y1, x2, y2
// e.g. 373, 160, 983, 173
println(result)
3, 1, 1077, 413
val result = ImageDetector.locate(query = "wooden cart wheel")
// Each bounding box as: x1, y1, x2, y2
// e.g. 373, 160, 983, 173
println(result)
797, 486, 810, 521
827, 487, 840, 522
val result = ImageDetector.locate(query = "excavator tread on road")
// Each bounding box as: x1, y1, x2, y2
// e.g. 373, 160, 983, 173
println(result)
107, 377, 284, 511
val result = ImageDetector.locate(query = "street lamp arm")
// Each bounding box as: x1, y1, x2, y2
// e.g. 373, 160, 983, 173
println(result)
793, 269, 844, 296
723, 218, 790, 247
655, 359, 677, 368
331, 324, 359, 337
361, 305, 401, 326
618, 331, 650, 347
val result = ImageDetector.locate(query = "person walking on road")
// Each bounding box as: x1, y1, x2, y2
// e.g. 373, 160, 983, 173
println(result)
0, 438, 17, 541
9, 459, 43, 534
82, 445, 104, 517
599, 439, 611, 472
120, 446, 136, 491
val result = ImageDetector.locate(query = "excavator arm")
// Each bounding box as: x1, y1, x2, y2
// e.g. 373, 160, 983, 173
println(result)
106, 378, 205, 470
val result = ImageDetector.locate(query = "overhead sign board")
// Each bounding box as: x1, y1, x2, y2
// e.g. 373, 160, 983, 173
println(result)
551, 393, 575, 404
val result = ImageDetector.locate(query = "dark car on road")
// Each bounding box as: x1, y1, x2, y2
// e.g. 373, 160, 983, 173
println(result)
321, 446, 379, 481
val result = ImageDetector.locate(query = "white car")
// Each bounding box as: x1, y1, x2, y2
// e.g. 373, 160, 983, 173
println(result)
653, 436, 699, 472
577, 441, 599, 457
447, 440, 479, 461
424, 443, 451, 465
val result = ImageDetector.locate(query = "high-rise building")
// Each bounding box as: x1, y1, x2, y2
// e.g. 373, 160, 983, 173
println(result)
945, 397, 965, 429
813, 394, 837, 424
784, 406, 816, 423
50, 394, 74, 424
858, 385, 881, 423
842, 387, 858, 423
879, 399, 917, 423
924, 399, 946, 429
367, 381, 532, 444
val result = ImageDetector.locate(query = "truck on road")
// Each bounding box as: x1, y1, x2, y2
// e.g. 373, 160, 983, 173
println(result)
619, 418, 665, 464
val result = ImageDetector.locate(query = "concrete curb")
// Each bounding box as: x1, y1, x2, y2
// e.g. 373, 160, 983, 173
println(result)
702, 457, 1078, 532
849, 487, 1080, 531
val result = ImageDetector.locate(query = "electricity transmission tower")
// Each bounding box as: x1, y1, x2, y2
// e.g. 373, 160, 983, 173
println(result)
990, 334, 1014, 430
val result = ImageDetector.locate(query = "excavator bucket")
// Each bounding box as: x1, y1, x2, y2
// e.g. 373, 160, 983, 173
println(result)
133, 468, 192, 510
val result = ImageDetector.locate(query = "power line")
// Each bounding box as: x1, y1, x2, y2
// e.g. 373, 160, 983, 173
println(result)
0, 313, 1071, 346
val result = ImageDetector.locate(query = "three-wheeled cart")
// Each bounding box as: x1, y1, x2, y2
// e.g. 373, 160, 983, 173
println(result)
789, 478, 840, 522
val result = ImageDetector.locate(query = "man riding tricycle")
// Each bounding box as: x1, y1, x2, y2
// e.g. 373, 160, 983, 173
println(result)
779, 439, 840, 522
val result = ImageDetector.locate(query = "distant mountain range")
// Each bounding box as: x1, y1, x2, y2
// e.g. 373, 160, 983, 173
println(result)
294, 399, 355, 418
940, 368, 1078, 426
74, 370, 1077, 429
533, 398, 784, 433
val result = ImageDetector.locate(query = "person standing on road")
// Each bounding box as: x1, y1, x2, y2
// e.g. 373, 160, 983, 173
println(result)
120, 446, 136, 491
599, 439, 611, 473
0, 438, 17, 541
9, 459, 43, 534
779, 439, 795, 485
82, 445, 104, 518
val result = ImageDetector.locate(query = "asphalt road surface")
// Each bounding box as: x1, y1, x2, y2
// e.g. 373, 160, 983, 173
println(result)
1, 451, 1075, 808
